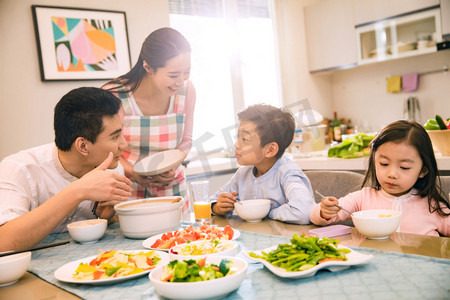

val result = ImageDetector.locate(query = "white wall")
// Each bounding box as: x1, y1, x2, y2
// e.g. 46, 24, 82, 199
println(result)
0, 0, 169, 159
331, 51, 450, 132
273, 0, 333, 118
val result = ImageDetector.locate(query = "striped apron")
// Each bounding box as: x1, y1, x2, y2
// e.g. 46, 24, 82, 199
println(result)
114, 84, 187, 199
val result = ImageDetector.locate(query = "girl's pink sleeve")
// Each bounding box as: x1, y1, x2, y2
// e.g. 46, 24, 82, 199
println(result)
310, 190, 364, 225
177, 80, 196, 155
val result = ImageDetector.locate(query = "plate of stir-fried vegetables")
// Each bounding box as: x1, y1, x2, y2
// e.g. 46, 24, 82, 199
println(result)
54, 249, 169, 285
244, 234, 373, 279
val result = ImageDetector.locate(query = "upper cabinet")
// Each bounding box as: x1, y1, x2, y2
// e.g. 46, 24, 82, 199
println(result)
304, 0, 357, 73
353, 0, 439, 26
303, 0, 445, 73
356, 8, 442, 65
441, 0, 450, 38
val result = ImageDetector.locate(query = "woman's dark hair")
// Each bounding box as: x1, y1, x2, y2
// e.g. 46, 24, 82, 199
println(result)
106, 27, 191, 93
363, 120, 449, 217
54, 87, 121, 151
237, 104, 295, 158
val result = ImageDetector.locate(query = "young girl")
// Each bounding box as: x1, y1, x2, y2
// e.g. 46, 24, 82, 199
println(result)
310, 120, 450, 236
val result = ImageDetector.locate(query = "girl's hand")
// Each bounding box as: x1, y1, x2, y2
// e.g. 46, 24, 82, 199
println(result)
319, 196, 340, 220
212, 191, 237, 215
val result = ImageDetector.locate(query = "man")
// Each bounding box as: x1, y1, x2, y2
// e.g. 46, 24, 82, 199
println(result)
0, 87, 132, 251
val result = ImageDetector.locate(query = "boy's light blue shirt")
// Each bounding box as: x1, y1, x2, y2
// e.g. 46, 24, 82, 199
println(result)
209, 156, 315, 224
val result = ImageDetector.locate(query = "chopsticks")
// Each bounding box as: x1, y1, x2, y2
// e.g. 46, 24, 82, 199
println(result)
314, 190, 353, 216
0, 240, 70, 258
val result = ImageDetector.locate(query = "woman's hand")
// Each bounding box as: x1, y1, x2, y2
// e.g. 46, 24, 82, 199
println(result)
132, 168, 176, 188
212, 191, 237, 215
319, 196, 340, 220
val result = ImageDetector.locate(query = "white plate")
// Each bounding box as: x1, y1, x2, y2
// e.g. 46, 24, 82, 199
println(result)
133, 149, 184, 176
54, 250, 170, 285
142, 227, 241, 251
243, 245, 373, 279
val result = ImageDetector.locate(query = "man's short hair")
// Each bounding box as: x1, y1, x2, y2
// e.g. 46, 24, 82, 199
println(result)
54, 87, 121, 151
237, 104, 295, 158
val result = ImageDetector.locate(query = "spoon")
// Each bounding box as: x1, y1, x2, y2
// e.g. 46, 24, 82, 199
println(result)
314, 190, 353, 216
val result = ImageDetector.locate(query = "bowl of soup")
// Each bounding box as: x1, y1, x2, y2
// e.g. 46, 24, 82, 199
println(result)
115, 196, 185, 239
67, 219, 107, 244
351, 209, 401, 239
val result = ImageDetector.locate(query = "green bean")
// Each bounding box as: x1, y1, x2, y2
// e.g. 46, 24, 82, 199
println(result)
248, 233, 350, 272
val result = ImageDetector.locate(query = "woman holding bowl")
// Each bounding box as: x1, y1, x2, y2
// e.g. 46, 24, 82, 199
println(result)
103, 27, 195, 203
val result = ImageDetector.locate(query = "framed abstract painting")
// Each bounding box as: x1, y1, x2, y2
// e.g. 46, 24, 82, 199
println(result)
32, 5, 131, 81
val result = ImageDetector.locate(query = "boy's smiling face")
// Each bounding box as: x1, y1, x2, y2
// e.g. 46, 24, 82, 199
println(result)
234, 121, 268, 166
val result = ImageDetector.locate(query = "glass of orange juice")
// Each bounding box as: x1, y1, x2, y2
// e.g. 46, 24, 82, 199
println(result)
191, 180, 211, 223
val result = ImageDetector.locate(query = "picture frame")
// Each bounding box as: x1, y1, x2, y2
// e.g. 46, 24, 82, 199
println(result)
31, 5, 131, 81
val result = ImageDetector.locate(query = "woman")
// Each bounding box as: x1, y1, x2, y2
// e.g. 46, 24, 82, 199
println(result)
103, 27, 195, 201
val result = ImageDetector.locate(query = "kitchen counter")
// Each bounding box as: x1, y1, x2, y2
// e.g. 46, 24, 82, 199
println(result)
184, 153, 450, 177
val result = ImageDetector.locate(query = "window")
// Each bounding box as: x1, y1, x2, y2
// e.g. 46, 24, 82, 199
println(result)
169, 0, 281, 155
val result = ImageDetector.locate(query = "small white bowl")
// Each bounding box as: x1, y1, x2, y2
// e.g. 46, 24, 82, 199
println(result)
351, 209, 401, 239
149, 256, 248, 299
169, 240, 239, 260
234, 199, 271, 222
115, 197, 184, 239
0, 252, 31, 287
67, 219, 107, 244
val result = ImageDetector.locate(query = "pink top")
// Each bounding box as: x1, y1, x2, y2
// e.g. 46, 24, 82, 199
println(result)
310, 187, 450, 237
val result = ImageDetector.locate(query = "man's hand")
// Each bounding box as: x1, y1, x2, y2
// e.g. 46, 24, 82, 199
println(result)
75, 152, 132, 203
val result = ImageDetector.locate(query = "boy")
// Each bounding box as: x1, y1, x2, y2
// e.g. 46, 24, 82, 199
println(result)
210, 104, 315, 224
0, 87, 132, 251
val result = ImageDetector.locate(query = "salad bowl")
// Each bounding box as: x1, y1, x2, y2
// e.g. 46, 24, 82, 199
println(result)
149, 256, 248, 299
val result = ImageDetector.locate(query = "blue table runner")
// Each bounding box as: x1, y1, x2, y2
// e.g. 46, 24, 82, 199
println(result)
28, 223, 450, 300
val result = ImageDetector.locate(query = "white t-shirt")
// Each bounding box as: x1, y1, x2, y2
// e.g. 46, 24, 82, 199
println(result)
0, 143, 124, 233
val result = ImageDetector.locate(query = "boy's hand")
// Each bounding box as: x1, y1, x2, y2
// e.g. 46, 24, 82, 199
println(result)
319, 196, 340, 220
212, 191, 238, 215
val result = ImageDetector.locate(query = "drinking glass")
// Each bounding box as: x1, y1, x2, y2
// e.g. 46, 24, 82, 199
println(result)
191, 180, 211, 223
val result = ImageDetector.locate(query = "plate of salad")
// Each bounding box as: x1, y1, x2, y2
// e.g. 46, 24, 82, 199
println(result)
243, 234, 373, 279
142, 224, 239, 251
54, 250, 169, 285
149, 256, 248, 299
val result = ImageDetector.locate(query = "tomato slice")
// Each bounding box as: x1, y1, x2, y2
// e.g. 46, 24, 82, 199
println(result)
223, 225, 234, 240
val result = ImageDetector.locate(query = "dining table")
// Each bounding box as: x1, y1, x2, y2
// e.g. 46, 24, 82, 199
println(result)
1, 213, 449, 300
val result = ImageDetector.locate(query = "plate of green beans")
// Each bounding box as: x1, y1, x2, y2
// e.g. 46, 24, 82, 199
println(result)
244, 233, 373, 279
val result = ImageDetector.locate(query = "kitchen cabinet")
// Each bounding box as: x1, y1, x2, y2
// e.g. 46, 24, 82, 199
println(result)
304, 0, 357, 73
355, 8, 442, 65
441, 0, 450, 38
353, 0, 439, 26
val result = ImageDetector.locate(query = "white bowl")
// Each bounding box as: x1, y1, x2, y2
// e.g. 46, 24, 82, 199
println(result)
351, 209, 401, 239
0, 252, 31, 286
115, 196, 185, 239
67, 219, 107, 244
234, 199, 271, 222
169, 240, 239, 260
149, 256, 248, 299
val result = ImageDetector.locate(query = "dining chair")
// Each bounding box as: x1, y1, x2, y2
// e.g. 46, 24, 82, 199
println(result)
304, 170, 365, 226
439, 176, 450, 196
304, 170, 365, 203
